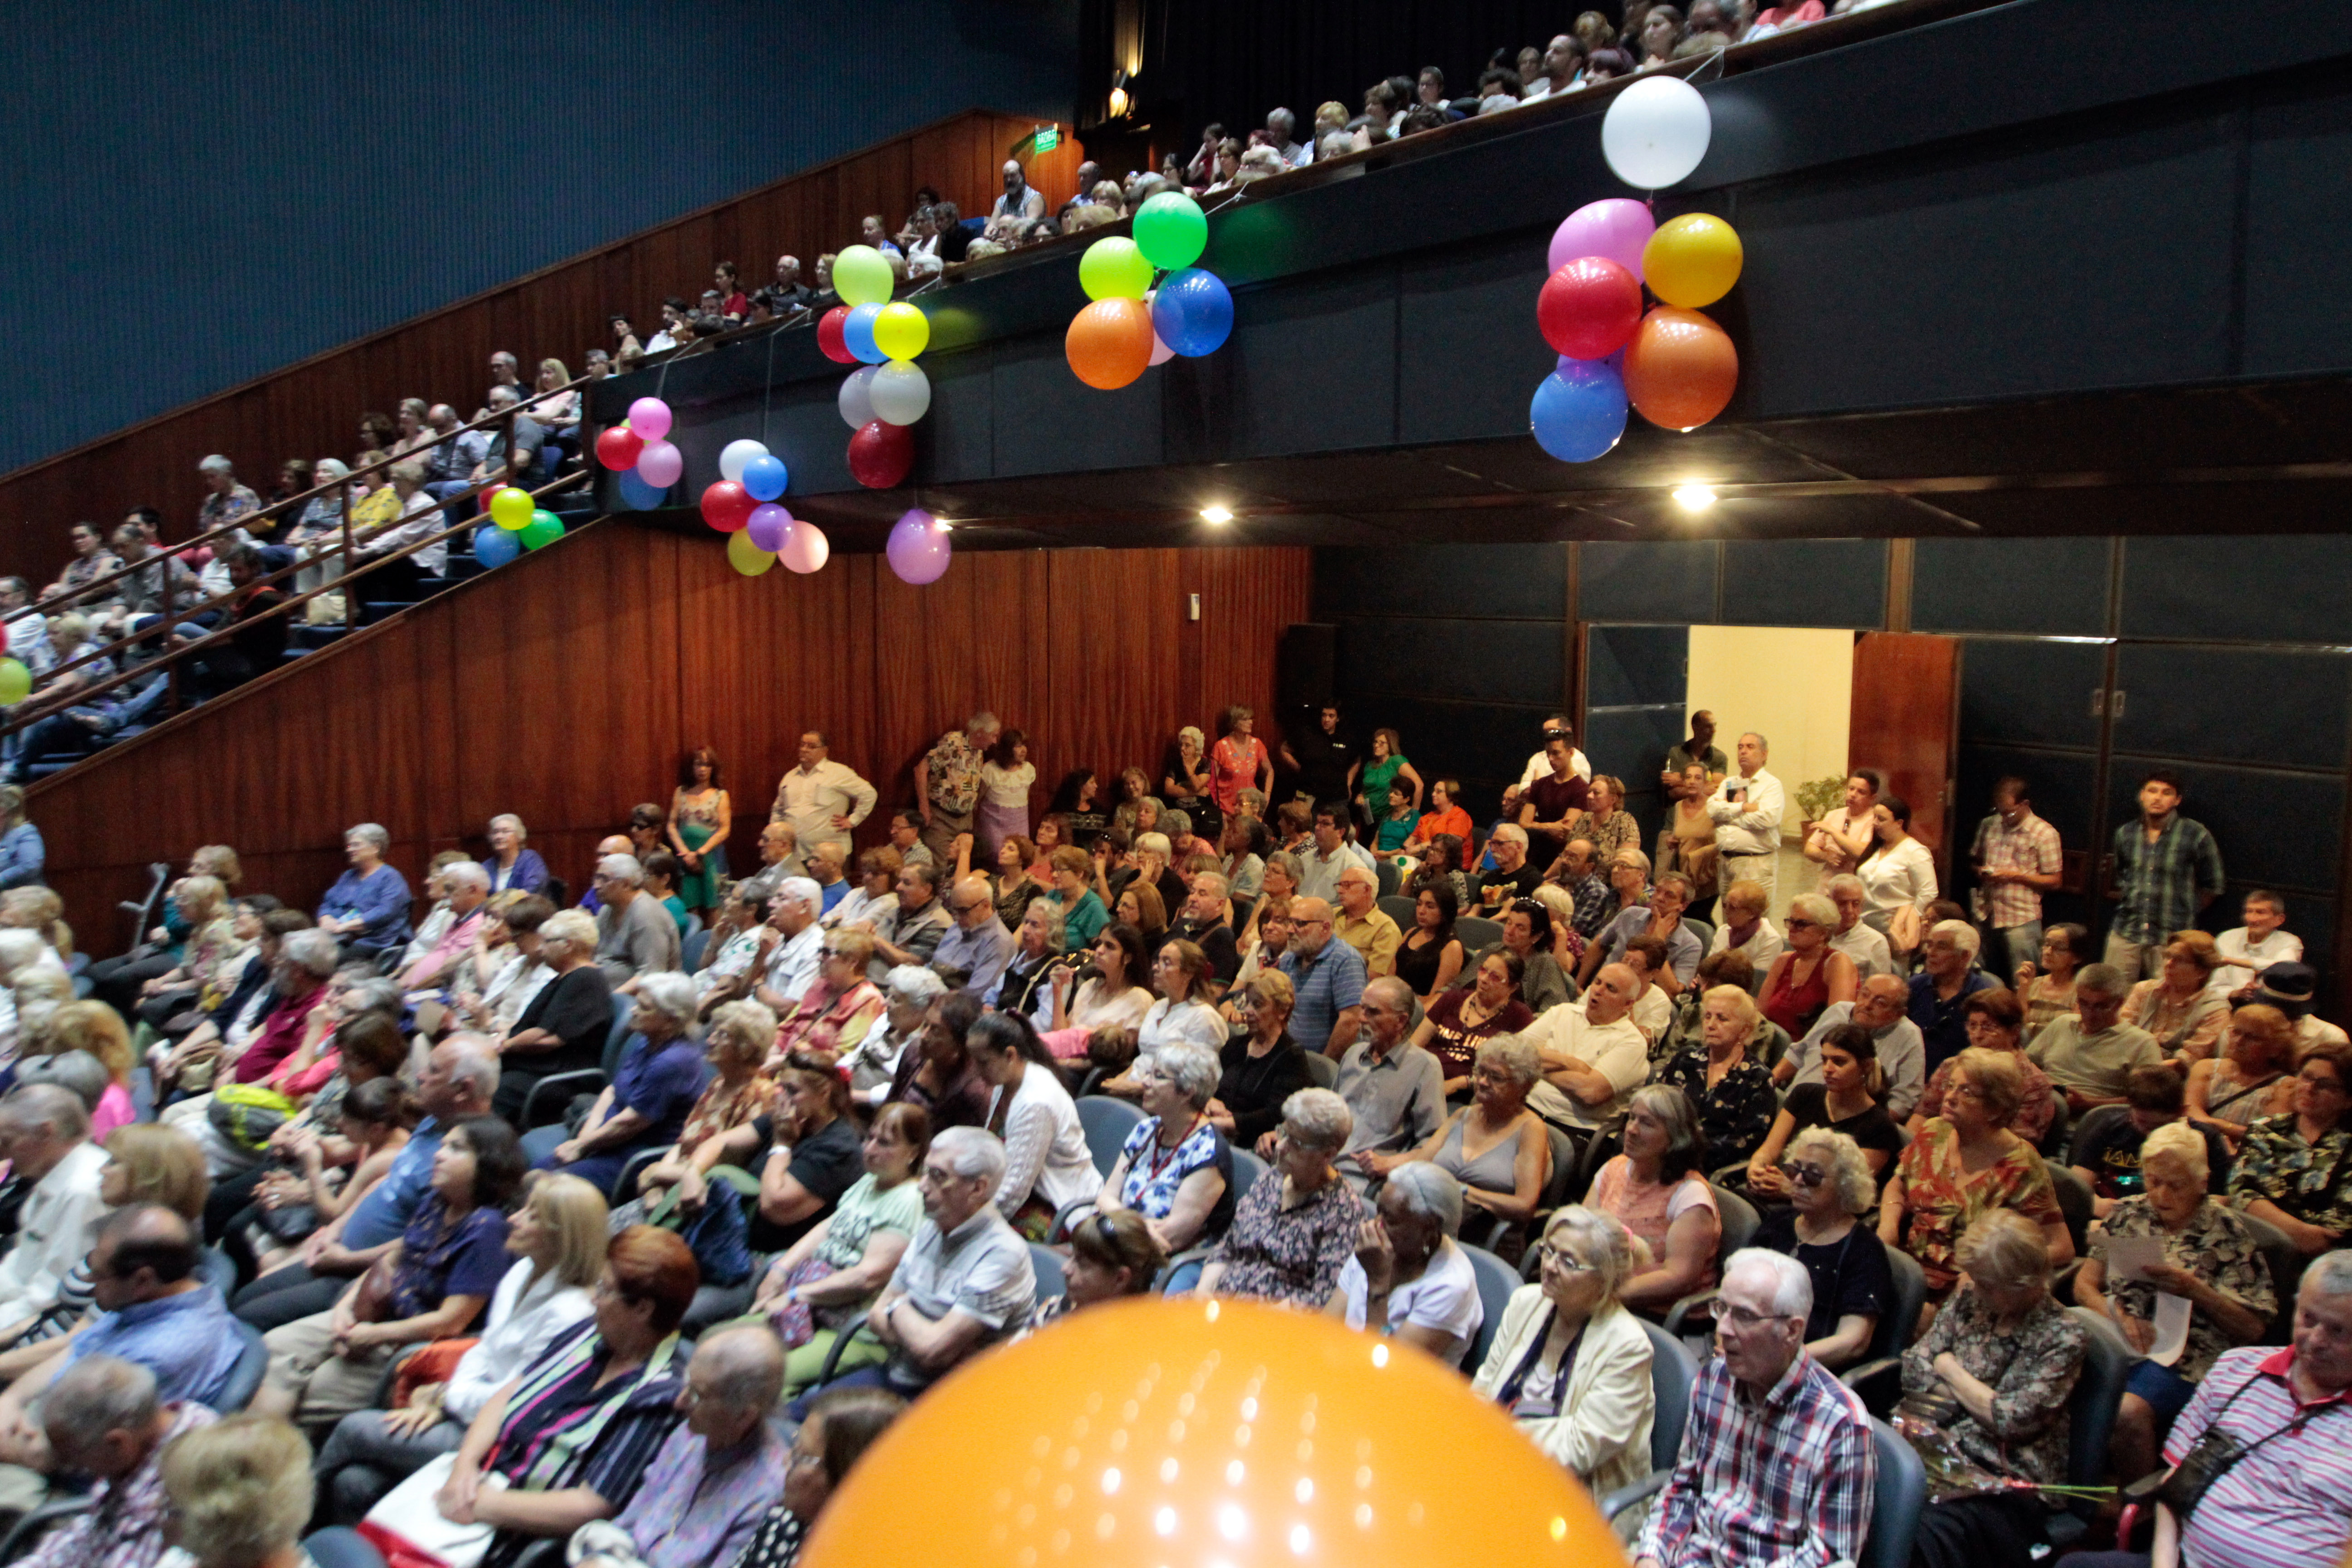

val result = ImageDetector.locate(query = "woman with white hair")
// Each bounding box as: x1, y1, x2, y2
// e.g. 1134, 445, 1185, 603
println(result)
1754, 1128, 1894, 1369
492, 908, 614, 1125
284, 456, 353, 594
2074, 1118, 2274, 1480
1199, 1088, 1366, 1308
1657, 984, 1782, 1173
480, 813, 549, 896
848, 965, 947, 1098
1335, 1163, 1485, 1365
1162, 725, 1216, 841
534, 972, 705, 1197
1471, 1205, 1656, 1505
159, 1412, 316, 1568
1096, 1042, 1232, 1251
315, 823, 412, 958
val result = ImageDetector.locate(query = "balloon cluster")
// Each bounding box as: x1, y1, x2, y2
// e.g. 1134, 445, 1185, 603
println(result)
1066, 192, 1233, 390
1530, 76, 1744, 462
469, 477, 566, 568
593, 397, 683, 510
816, 245, 927, 493
700, 439, 828, 577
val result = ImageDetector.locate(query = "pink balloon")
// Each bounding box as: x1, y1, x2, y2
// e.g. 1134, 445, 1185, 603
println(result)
633, 439, 682, 488
886, 507, 951, 586
627, 397, 673, 440
1149, 332, 1175, 366
780, 519, 830, 574
746, 502, 792, 553
1549, 198, 1656, 281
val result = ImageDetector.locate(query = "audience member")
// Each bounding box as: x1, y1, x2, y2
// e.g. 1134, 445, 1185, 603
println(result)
1524, 962, 1648, 1137
2107, 770, 2226, 981
2211, 888, 2300, 996
1096, 1043, 1231, 1252
1910, 918, 2000, 1073
2228, 1037, 2352, 1255
531, 975, 702, 1196
154, 1412, 313, 1568
1703, 733, 1785, 914
1331, 864, 1400, 977
1588, 1084, 1721, 1314
1912, 986, 2056, 1150
1379, 1034, 1548, 1230
1755, 1129, 1892, 1368
18, 1353, 211, 1568
1967, 776, 2064, 980
726, 1385, 904, 1568
2029, 962, 2162, 1113
1204, 1088, 1365, 1307
1332, 1163, 1482, 1362
1278, 896, 1367, 1058
592, 854, 682, 987
1779, 973, 1927, 1118
0, 1083, 107, 1326
1657, 985, 1781, 1173
1411, 947, 1534, 1095
1880, 1046, 2072, 1296
315, 822, 411, 957
2123, 931, 2229, 1061
2185, 1001, 2298, 1151
964, 1012, 1095, 1234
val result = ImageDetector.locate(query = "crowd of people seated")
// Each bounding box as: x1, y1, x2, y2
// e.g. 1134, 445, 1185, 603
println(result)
0, 686, 2339, 1568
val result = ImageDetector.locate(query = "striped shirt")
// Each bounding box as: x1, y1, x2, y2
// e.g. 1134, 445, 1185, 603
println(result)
1637, 1352, 1877, 1568
2166, 1346, 2352, 1568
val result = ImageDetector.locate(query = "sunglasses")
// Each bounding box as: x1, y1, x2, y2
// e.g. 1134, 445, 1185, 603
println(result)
1780, 1161, 1828, 1189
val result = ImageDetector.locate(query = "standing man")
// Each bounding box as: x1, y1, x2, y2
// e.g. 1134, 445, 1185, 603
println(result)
1661, 710, 1728, 802
915, 711, 998, 867
1970, 775, 2064, 984
1517, 715, 1593, 788
770, 730, 877, 863
2106, 770, 2225, 980
1296, 803, 1375, 904
1706, 733, 1785, 918
1281, 704, 1356, 809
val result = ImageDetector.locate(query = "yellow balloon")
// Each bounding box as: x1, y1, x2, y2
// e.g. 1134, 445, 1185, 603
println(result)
1642, 213, 1744, 309
725, 529, 775, 576
801, 1297, 1621, 1568
872, 301, 930, 362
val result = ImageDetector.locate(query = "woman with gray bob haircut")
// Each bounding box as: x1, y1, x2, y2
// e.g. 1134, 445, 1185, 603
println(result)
847, 964, 950, 1098
534, 968, 706, 1197
1097, 1040, 1231, 1251
1753, 1127, 1896, 1369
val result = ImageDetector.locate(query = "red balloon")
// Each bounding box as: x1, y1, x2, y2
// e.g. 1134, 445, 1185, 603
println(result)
699, 480, 756, 532
817, 306, 857, 364
847, 419, 913, 490
1538, 255, 1643, 360
1622, 305, 1740, 430
594, 425, 644, 470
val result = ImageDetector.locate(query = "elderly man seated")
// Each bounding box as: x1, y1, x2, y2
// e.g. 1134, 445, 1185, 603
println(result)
933, 875, 1015, 995
567, 1326, 791, 1568
0, 1084, 108, 1328
1635, 1248, 1877, 1568
1778, 972, 1929, 1120
2030, 962, 2163, 1114
12, 1204, 243, 1408
1305, 977, 1444, 1190
1522, 962, 1650, 1138
15, 1355, 215, 1568
1333, 864, 1402, 978
594, 853, 682, 990
862, 863, 951, 982
752, 876, 825, 1013
400, 860, 491, 995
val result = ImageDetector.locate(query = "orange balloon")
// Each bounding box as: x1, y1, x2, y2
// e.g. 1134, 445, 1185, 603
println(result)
1066, 298, 1156, 390
1622, 305, 1739, 431
799, 1297, 1623, 1568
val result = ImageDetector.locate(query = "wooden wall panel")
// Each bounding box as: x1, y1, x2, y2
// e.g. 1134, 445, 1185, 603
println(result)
0, 110, 1076, 586
28, 526, 1312, 951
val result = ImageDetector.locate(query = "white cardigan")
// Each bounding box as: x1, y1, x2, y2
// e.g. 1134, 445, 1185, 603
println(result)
987, 1062, 1099, 1219
1470, 1288, 1656, 1506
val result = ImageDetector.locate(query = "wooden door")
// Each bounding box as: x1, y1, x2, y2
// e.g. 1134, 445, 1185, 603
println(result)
1850, 632, 1962, 882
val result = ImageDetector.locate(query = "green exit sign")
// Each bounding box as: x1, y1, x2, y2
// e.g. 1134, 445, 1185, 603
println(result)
1034, 125, 1059, 153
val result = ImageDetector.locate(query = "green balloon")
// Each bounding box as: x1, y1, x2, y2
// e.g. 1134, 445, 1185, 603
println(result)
1079, 237, 1154, 301
521, 512, 565, 550
1132, 191, 1208, 270
0, 659, 27, 706
834, 245, 896, 307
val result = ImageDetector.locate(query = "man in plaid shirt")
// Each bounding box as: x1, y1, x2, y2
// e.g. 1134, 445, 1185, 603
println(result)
2106, 770, 2225, 981
1636, 1250, 1877, 1568
1969, 775, 2065, 984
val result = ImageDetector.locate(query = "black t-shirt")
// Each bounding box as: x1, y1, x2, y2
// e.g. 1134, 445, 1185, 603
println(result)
511, 965, 614, 1074
1294, 730, 1357, 806
745, 1112, 867, 1252
2076, 1110, 2232, 1200
1757, 1208, 1896, 1345
1471, 860, 1546, 913
1216, 1032, 1313, 1147
1172, 917, 1240, 984
1782, 1083, 1905, 1163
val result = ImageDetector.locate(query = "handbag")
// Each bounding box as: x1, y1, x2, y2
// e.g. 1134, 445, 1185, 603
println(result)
207, 1083, 299, 1151
351, 1253, 401, 1324
358, 1450, 507, 1568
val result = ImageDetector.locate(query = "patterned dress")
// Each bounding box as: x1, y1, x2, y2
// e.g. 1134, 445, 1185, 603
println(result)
1206, 1170, 1364, 1307
2092, 1197, 2274, 1382
1658, 1044, 1781, 1171
1893, 1120, 2063, 1291
1900, 1287, 2084, 1485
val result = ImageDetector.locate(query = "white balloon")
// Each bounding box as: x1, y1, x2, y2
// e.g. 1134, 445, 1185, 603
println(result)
838, 365, 878, 430
1600, 75, 1712, 190
718, 438, 769, 483
869, 361, 931, 426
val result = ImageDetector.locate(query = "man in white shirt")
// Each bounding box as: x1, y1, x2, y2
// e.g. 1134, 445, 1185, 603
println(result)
1520, 35, 1580, 101
0, 1086, 108, 1325
1524, 964, 1650, 1133
1777, 975, 1926, 1119
769, 730, 877, 861
1825, 875, 1893, 979
755, 877, 826, 1012
2211, 890, 2302, 998
0, 580, 53, 676
1296, 803, 1375, 903
1516, 713, 1593, 789
1706, 732, 1785, 916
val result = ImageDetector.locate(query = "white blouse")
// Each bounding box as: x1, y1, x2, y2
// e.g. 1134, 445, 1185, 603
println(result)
1137, 998, 1228, 1054
441, 1259, 594, 1422
1856, 838, 1938, 922
1071, 980, 1153, 1034
988, 1063, 1099, 1217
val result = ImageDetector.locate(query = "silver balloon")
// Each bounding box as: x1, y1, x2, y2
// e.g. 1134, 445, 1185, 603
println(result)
837, 366, 878, 429
869, 361, 932, 426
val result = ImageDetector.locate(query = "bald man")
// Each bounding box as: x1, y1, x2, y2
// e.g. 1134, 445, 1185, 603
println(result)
1523, 963, 1651, 1134
933, 876, 1015, 996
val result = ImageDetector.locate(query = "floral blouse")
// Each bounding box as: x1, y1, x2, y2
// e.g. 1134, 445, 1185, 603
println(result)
777, 977, 884, 1057
1900, 1286, 2084, 1485
679, 1073, 783, 1151
1657, 1045, 1780, 1172
2228, 1113, 2352, 1238
1117, 1115, 1225, 1220
1207, 1171, 1365, 1308
1894, 1119, 2063, 1290
2092, 1196, 2274, 1382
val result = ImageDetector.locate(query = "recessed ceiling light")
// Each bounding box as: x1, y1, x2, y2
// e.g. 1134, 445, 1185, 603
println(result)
1200, 505, 1233, 524
1672, 484, 1717, 512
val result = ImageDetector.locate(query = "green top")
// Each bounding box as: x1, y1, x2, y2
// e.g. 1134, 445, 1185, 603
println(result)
1361, 753, 1410, 804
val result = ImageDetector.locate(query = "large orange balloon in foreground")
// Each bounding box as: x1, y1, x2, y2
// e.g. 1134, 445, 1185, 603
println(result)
1622, 305, 1739, 431
1067, 298, 1156, 390
800, 1296, 1622, 1568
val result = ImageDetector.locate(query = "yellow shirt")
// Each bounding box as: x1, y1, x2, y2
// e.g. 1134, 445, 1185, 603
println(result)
1335, 909, 1403, 978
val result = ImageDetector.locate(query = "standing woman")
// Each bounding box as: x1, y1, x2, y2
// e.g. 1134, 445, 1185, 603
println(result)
1163, 725, 1218, 842
1210, 707, 1274, 821
1658, 763, 1718, 902
0, 788, 42, 890
666, 747, 730, 921
977, 728, 1037, 861
1354, 728, 1424, 828
1856, 796, 1939, 955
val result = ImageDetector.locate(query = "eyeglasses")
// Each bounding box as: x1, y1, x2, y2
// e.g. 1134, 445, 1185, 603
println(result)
1781, 1161, 1828, 1189
1534, 1244, 1596, 1272
1785, 917, 1818, 931
1718, 1304, 1791, 1329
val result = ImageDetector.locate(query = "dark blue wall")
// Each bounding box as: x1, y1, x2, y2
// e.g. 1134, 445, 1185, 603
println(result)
0, 0, 1075, 474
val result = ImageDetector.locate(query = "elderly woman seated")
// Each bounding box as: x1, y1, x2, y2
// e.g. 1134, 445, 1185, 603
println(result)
1754, 1128, 1895, 1369
1656, 984, 1781, 1173
623, 1000, 781, 1200
2185, 1001, 2299, 1152
774, 928, 885, 1056
847, 964, 946, 1100
1472, 1205, 1657, 1509
450, 892, 556, 1036
254, 1115, 523, 1437
1911, 986, 2057, 1150
985, 897, 1068, 1028
312, 1172, 608, 1524
1880, 1045, 2072, 1300
529, 973, 706, 1197
1209, 971, 1312, 1149
1363, 1034, 1549, 1234
1198, 1088, 1367, 1308
494, 907, 616, 1125
1588, 1084, 1722, 1315
2077, 1120, 2276, 1481
1094, 1041, 1233, 1252
2228, 1036, 2352, 1256
156, 1413, 317, 1568
1897, 1210, 2087, 1568
1332, 1163, 1486, 1365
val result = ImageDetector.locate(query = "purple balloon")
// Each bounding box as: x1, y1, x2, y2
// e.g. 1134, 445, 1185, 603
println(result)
746, 502, 792, 554
1549, 198, 1656, 282
886, 507, 952, 586
634, 439, 682, 488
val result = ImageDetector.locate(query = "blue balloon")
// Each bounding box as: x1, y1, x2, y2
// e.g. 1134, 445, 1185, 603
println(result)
472, 524, 521, 568
741, 453, 789, 501
844, 303, 887, 365
1530, 360, 1628, 463
1150, 268, 1234, 358
616, 468, 669, 511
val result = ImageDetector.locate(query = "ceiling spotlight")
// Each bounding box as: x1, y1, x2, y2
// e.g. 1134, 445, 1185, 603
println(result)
1200, 505, 1233, 525
1672, 484, 1718, 512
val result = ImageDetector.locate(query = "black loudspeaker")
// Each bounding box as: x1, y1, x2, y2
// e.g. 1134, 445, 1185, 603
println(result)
1278, 622, 1337, 713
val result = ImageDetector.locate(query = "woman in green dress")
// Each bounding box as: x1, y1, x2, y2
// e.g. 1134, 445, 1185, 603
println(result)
1353, 726, 1424, 833
667, 746, 732, 919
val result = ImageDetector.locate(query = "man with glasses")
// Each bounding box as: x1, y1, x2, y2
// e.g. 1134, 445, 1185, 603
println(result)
1825, 874, 1894, 980
931, 876, 1014, 996
1474, 823, 1545, 916
1279, 896, 1367, 1059
1907, 918, 1999, 1075
1327, 977, 1444, 1191
862, 863, 950, 984
2029, 963, 2162, 1115
1635, 1249, 1877, 1568
593, 854, 682, 990
1779, 973, 1928, 1119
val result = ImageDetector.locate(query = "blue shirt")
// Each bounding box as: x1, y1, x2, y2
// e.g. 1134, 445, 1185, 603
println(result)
818, 878, 851, 915
1907, 967, 1999, 1075
318, 862, 413, 952
0, 823, 44, 890
484, 848, 549, 896
343, 1115, 443, 1250
613, 1037, 705, 1153
66, 1284, 243, 1408
933, 915, 1016, 996
1279, 939, 1367, 1056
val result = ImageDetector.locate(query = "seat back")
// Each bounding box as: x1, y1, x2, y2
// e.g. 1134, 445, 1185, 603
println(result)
1455, 916, 1504, 953
1571, 1117, 1625, 1203
682, 927, 710, 973
1459, 1243, 1520, 1373
1637, 1315, 1700, 1473
1377, 894, 1417, 928
604, 992, 637, 1076
2230, 1207, 2311, 1341
1708, 1181, 1761, 1257
1863, 1413, 1927, 1568
1538, 1125, 1579, 1214
1376, 857, 1402, 899
1229, 1147, 1269, 1210
1028, 1242, 1068, 1306
1075, 1095, 1147, 1174
2064, 1307, 2134, 1494
1680, 916, 1714, 955
220, 1319, 270, 1412
1867, 1245, 1928, 1363
2043, 1158, 2094, 1257
1301, 1051, 1338, 1088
